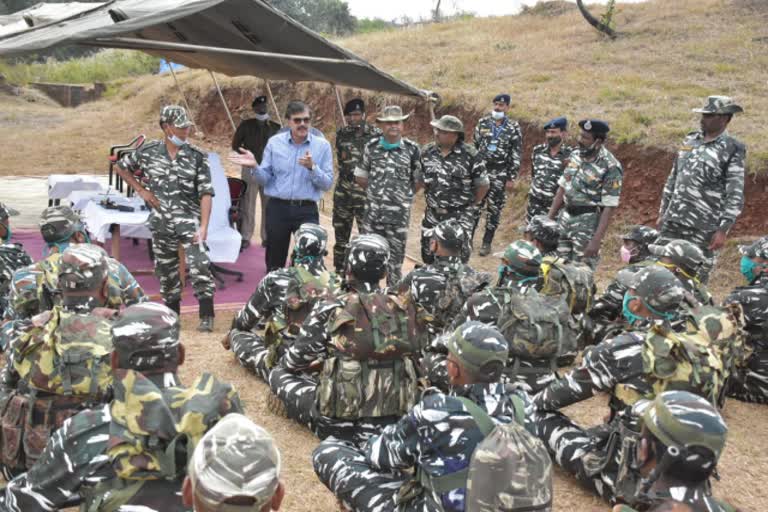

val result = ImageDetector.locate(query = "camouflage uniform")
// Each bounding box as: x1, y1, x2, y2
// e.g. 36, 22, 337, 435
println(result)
658, 96, 746, 284
229, 224, 338, 381
118, 106, 215, 312
522, 215, 561, 258
421, 116, 489, 263
333, 121, 381, 272
0, 302, 243, 512
0, 202, 32, 318
473, 115, 523, 249
556, 143, 623, 268
527, 142, 573, 222
0, 266, 39, 352
313, 322, 532, 512
355, 125, 423, 286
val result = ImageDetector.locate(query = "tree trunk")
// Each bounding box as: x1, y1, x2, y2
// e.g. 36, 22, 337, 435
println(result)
576, 0, 617, 39
433, 0, 442, 22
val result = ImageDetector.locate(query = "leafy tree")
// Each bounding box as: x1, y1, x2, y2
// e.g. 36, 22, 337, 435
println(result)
269, 0, 356, 35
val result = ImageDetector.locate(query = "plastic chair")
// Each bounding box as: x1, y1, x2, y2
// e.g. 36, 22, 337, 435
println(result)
209, 177, 247, 288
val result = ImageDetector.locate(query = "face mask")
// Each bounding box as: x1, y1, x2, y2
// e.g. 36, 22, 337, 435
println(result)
168, 134, 186, 147
740, 255, 758, 283
254, 113, 270, 121
546, 136, 562, 148
620, 245, 634, 264
379, 137, 401, 151
622, 293, 643, 325
491, 110, 505, 121
579, 140, 599, 157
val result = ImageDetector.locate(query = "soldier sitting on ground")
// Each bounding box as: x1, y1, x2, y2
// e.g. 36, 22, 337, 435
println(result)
223, 223, 338, 382
313, 322, 552, 512
521, 214, 561, 258
0, 202, 33, 320
0, 266, 40, 352
611, 391, 735, 512
270, 234, 425, 445
649, 239, 713, 305
0, 302, 243, 511
183, 413, 285, 512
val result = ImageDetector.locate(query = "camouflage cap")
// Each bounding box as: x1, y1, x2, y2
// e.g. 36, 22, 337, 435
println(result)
432, 218, 466, 250
189, 413, 281, 511
345, 234, 390, 277
111, 302, 180, 371
692, 95, 743, 115
58, 243, 109, 291
446, 321, 509, 374
495, 240, 542, 276
521, 215, 560, 246
629, 266, 685, 314
739, 236, 768, 260
160, 105, 194, 128
430, 115, 464, 133
376, 105, 409, 122
649, 239, 705, 277
0, 202, 19, 219
39, 205, 83, 243
636, 390, 727, 468
9, 266, 41, 318
622, 225, 659, 246
293, 223, 328, 258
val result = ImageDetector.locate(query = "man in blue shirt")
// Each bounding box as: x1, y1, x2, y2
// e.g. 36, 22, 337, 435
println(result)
230, 101, 334, 270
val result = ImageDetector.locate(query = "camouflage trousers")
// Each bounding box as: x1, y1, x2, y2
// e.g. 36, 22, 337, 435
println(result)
230, 329, 271, 382
332, 179, 367, 273
727, 349, 768, 404
557, 210, 600, 269
268, 367, 394, 444
657, 223, 717, 284
313, 438, 442, 512
420, 207, 475, 264
475, 173, 508, 245
152, 230, 214, 304
526, 193, 553, 224
361, 220, 409, 287
532, 409, 620, 502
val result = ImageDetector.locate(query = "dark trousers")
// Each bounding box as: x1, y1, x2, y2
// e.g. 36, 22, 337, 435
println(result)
265, 199, 319, 271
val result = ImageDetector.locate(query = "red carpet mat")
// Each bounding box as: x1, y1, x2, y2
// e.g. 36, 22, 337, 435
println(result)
12, 229, 265, 313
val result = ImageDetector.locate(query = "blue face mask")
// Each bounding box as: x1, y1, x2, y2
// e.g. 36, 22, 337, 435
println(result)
168, 134, 187, 147
379, 137, 401, 151
622, 293, 643, 325
741, 255, 757, 283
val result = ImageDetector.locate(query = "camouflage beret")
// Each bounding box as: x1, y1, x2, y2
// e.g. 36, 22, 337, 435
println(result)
446, 321, 508, 374
622, 225, 659, 246
740, 237, 768, 260
635, 390, 727, 469
629, 266, 685, 314
58, 244, 109, 291
189, 413, 281, 511
293, 223, 328, 258
649, 239, 705, 276
0, 202, 19, 220
692, 95, 743, 115
430, 115, 464, 133
160, 105, 193, 128
111, 302, 180, 371
39, 205, 83, 243
522, 215, 560, 245
9, 266, 41, 318
496, 240, 542, 276
432, 218, 466, 250
345, 234, 390, 276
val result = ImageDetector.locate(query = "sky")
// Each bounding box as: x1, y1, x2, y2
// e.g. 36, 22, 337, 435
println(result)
345, 0, 646, 21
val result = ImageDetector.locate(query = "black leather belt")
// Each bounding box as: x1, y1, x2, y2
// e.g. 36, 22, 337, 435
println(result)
272, 198, 316, 207
565, 204, 601, 215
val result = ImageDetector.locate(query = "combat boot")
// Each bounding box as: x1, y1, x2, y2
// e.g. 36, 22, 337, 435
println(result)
197, 298, 215, 332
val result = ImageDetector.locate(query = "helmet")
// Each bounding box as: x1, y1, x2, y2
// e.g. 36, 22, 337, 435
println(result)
345, 234, 390, 280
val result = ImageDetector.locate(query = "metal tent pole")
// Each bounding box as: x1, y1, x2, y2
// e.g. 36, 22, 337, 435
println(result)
333, 84, 347, 128
265, 81, 282, 127
167, 60, 196, 125
209, 70, 236, 133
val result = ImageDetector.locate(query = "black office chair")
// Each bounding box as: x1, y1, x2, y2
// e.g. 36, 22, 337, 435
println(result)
209, 177, 247, 288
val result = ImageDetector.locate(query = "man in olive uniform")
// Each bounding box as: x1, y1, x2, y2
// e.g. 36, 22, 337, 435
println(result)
548, 119, 623, 269
355, 106, 423, 286
527, 116, 573, 222
332, 98, 381, 272
473, 93, 523, 256
232, 95, 281, 249
657, 96, 746, 284
421, 115, 489, 263
116, 105, 216, 332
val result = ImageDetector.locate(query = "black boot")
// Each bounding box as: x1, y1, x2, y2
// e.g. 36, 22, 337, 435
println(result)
197, 298, 215, 332
165, 300, 181, 315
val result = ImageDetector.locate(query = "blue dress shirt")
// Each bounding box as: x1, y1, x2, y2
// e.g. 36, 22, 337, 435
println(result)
250, 131, 334, 202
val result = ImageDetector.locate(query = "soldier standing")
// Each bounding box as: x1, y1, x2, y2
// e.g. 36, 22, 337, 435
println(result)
421, 115, 489, 263
473, 94, 523, 256
657, 96, 746, 283
231, 95, 281, 250
355, 106, 423, 286
527, 116, 573, 222
116, 105, 216, 331
548, 119, 623, 269
332, 98, 381, 273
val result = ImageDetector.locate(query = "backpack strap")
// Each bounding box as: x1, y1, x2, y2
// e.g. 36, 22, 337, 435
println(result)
456, 396, 495, 436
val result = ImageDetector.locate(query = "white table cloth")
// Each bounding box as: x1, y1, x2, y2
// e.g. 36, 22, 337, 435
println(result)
47, 174, 105, 200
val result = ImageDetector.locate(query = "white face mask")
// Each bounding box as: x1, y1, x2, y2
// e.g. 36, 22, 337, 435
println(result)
255, 113, 270, 121
491, 110, 505, 120
168, 134, 186, 147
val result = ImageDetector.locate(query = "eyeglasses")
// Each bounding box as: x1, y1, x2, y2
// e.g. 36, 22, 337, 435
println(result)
291, 117, 311, 124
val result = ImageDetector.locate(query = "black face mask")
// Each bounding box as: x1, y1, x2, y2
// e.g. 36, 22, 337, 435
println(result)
579, 140, 599, 157
546, 136, 562, 148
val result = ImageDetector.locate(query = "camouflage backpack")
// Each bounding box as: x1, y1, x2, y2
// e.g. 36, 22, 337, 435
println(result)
423, 396, 553, 512
317, 292, 423, 419
681, 302, 747, 380
539, 256, 595, 315
13, 307, 114, 398
412, 266, 491, 332
37, 253, 126, 311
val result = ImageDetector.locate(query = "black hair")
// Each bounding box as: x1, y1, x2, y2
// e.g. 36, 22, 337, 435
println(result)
285, 100, 310, 119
